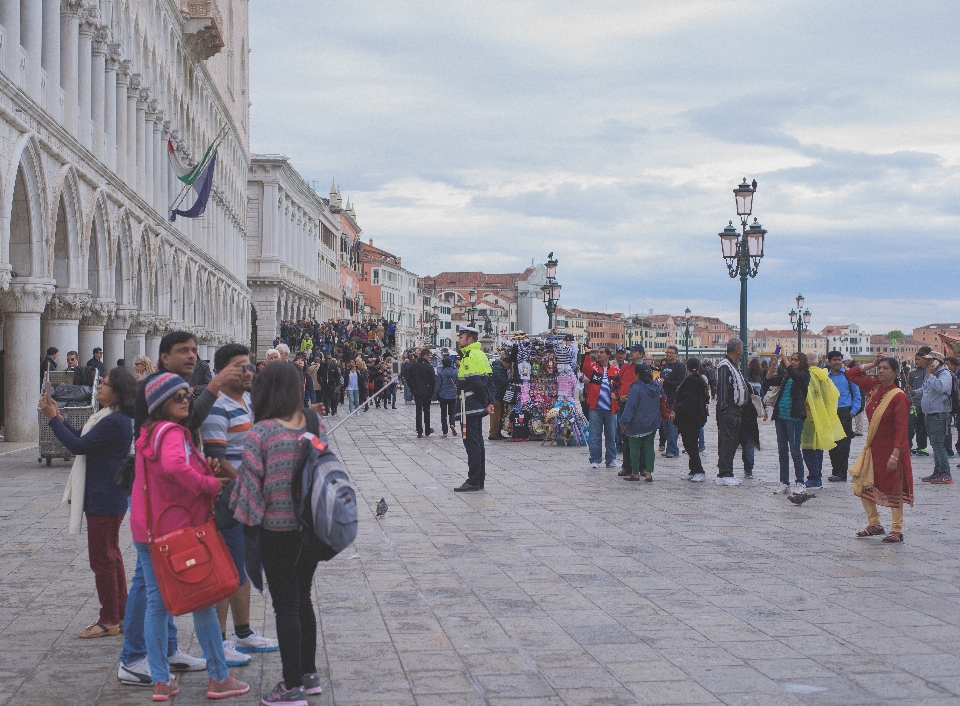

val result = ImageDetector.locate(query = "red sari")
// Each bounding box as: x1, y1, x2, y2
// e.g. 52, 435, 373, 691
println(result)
846, 366, 914, 508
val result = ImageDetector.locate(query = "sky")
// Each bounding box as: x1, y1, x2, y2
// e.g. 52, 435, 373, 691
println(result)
249, 1, 960, 336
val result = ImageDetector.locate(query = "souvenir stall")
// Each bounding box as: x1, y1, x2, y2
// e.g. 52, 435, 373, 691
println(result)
499, 333, 588, 445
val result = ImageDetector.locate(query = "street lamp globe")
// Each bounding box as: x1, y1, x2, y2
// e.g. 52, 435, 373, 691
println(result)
719, 221, 739, 260
545, 253, 558, 280
684, 307, 691, 320
803, 309, 812, 325
796, 293, 805, 310
745, 218, 766, 258
789, 309, 798, 325
468, 288, 477, 304
734, 178, 756, 216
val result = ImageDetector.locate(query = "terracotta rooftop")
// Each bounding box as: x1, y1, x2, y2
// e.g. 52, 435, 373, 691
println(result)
425, 268, 536, 290
358, 240, 400, 266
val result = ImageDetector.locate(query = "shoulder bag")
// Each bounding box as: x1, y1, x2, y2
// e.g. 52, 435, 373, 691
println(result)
143, 422, 239, 616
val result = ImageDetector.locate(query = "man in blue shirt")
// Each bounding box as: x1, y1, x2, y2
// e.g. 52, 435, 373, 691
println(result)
826, 351, 862, 482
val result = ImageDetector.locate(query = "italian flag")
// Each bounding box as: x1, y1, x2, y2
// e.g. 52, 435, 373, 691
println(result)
168, 138, 216, 186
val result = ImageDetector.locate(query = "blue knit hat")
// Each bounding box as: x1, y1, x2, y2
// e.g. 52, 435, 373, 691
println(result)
145, 372, 190, 413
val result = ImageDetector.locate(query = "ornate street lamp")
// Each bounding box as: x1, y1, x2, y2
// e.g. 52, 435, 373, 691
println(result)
468, 287, 478, 326
431, 304, 440, 345
718, 178, 767, 376
540, 252, 561, 330
682, 307, 693, 361
789, 293, 811, 353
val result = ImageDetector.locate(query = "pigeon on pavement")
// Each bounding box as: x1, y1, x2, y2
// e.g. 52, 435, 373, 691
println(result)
788, 493, 815, 506
376, 498, 388, 517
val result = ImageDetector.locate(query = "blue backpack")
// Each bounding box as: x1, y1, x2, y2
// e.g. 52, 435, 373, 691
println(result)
292, 431, 358, 561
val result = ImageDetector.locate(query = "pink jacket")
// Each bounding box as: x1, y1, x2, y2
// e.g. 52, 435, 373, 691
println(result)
130, 421, 220, 543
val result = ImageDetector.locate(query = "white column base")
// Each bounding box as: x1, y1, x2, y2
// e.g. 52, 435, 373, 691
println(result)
78, 325, 104, 365
103, 328, 128, 370
5, 312, 42, 442
42, 318, 80, 358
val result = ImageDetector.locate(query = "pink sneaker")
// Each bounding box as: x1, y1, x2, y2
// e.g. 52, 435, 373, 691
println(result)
207, 673, 250, 699
152, 677, 180, 702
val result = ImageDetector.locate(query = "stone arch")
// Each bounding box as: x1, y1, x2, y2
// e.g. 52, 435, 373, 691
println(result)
113, 209, 133, 306
47, 165, 85, 290
85, 190, 112, 300
3, 133, 47, 278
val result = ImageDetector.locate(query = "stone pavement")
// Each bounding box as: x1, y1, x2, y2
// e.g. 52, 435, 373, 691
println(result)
2, 407, 960, 706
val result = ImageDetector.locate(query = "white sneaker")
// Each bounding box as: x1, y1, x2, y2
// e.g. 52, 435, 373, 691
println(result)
168, 648, 206, 672
715, 476, 743, 486
773, 483, 789, 494
793, 483, 806, 495
233, 630, 279, 653
223, 639, 252, 667
118, 657, 152, 686
689, 473, 706, 482
590, 462, 600, 468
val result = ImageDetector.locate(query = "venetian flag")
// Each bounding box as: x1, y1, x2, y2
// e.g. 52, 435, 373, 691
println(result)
168, 138, 217, 186
170, 149, 217, 222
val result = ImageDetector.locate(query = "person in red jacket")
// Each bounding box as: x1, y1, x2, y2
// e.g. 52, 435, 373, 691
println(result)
581, 346, 620, 468
615, 345, 645, 476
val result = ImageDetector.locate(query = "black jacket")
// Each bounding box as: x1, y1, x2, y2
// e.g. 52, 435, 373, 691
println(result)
407, 358, 436, 397
659, 359, 686, 406
673, 373, 709, 431
768, 365, 810, 421
86, 357, 105, 377
490, 359, 511, 400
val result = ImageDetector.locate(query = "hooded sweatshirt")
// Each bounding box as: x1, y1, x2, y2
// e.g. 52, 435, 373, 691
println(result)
619, 380, 666, 437
130, 421, 220, 543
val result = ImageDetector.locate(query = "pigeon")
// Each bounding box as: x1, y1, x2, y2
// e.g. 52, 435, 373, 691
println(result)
751, 179, 757, 190
376, 498, 388, 517
788, 493, 815, 506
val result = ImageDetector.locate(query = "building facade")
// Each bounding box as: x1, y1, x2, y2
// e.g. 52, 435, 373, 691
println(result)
819, 324, 867, 357
357, 239, 420, 352
870, 335, 922, 360
750, 329, 827, 359
246, 155, 341, 359
0, 0, 251, 441
328, 182, 362, 320
913, 323, 960, 347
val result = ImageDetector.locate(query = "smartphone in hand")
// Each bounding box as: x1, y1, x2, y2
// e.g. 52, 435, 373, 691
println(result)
774, 344, 781, 355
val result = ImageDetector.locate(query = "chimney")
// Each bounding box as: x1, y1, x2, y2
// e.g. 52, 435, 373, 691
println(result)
369, 238, 373, 245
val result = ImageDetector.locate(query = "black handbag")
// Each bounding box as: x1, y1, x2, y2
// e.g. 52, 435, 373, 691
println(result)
114, 454, 136, 494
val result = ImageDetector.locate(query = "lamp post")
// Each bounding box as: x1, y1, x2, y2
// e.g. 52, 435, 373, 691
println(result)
468, 288, 478, 326
718, 178, 767, 376
682, 307, 693, 361
789, 294, 811, 353
431, 304, 439, 345
540, 253, 561, 330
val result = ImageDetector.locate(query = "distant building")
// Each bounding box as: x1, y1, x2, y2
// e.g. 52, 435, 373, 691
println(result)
869, 335, 922, 360
913, 323, 960, 347
750, 329, 828, 359
565, 309, 624, 349
328, 183, 363, 321
819, 324, 867, 357
357, 240, 421, 352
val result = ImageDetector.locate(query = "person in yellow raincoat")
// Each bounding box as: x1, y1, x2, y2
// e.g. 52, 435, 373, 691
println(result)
800, 363, 846, 489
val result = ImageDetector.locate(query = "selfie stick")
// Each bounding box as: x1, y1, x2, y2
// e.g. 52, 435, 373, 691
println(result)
327, 375, 398, 435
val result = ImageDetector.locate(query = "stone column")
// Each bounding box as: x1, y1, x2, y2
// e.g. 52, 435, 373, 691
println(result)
143, 107, 155, 209
103, 44, 119, 171
160, 121, 171, 214
145, 318, 168, 361
60, 0, 82, 135
20, 0, 43, 100
135, 85, 149, 195
90, 26, 107, 160
127, 73, 139, 189
0, 281, 55, 442
103, 307, 134, 369
41, 293, 88, 358
78, 300, 110, 365
0, 0, 21, 86
126, 314, 152, 358
114, 59, 130, 181
41, 0, 60, 116
77, 8, 95, 149
154, 113, 165, 211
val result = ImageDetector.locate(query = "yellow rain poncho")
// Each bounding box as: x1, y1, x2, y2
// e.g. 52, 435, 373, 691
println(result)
801, 367, 846, 451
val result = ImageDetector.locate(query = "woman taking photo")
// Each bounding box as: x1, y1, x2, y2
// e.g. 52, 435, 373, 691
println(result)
233, 362, 325, 705
673, 358, 710, 481
845, 354, 913, 542
41, 366, 137, 639
131, 373, 249, 701
767, 351, 811, 494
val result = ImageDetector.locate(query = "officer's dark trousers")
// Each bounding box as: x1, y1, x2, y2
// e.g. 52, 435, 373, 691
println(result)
463, 415, 485, 487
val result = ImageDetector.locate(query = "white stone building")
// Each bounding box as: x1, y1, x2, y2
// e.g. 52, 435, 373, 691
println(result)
246, 155, 341, 358
0, 0, 251, 441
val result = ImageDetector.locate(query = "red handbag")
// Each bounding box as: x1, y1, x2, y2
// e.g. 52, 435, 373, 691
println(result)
143, 424, 239, 616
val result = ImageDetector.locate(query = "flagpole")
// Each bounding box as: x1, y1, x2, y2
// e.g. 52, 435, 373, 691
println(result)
167, 126, 229, 214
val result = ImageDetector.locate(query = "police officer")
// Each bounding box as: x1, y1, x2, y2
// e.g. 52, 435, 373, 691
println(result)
454, 325, 495, 492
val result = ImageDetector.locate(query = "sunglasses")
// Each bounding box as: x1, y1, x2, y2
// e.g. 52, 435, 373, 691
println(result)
170, 391, 190, 404
241, 364, 257, 374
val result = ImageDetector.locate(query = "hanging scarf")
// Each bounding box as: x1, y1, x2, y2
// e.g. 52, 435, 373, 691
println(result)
850, 388, 902, 499
800, 367, 846, 451
718, 357, 748, 405
61, 405, 116, 535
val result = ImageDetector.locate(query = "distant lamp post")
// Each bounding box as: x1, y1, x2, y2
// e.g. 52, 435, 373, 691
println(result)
468, 288, 478, 326
682, 307, 693, 361
718, 177, 767, 376
431, 304, 440, 345
540, 252, 561, 330
357, 291, 364, 321
789, 294, 811, 353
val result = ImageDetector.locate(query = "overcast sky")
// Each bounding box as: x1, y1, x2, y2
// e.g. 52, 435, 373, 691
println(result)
249, 1, 960, 336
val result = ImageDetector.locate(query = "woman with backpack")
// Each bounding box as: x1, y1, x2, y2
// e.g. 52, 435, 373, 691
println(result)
232, 362, 325, 705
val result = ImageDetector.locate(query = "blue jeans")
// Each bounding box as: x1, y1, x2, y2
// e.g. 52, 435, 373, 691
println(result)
134, 542, 227, 683
698, 426, 705, 452
802, 449, 823, 482
775, 418, 804, 485
347, 389, 359, 412
403, 380, 413, 402
662, 418, 679, 456
741, 434, 755, 475
927, 411, 950, 474
588, 409, 618, 465
119, 551, 178, 665
384, 383, 397, 407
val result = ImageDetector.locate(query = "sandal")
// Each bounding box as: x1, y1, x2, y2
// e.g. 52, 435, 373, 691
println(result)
79, 622, 120, 638
617, 469, 631, 477
856, 525, 885, 537
882, 532, 904, 543
624, 474, 641, 481
644, 474, 653, 482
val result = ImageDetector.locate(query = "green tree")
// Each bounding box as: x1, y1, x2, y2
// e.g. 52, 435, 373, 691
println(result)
887, 329, 905, 341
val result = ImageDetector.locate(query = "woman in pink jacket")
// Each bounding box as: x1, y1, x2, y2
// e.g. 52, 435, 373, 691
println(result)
131, 373, 249, 702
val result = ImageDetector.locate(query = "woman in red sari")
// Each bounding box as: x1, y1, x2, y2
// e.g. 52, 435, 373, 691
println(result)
845, 354, 913, 542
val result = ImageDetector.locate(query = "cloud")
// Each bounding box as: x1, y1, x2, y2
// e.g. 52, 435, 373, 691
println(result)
250, 0, 960, 333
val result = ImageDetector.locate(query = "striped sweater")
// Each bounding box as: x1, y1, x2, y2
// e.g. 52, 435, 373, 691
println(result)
232, 420, 306, 531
